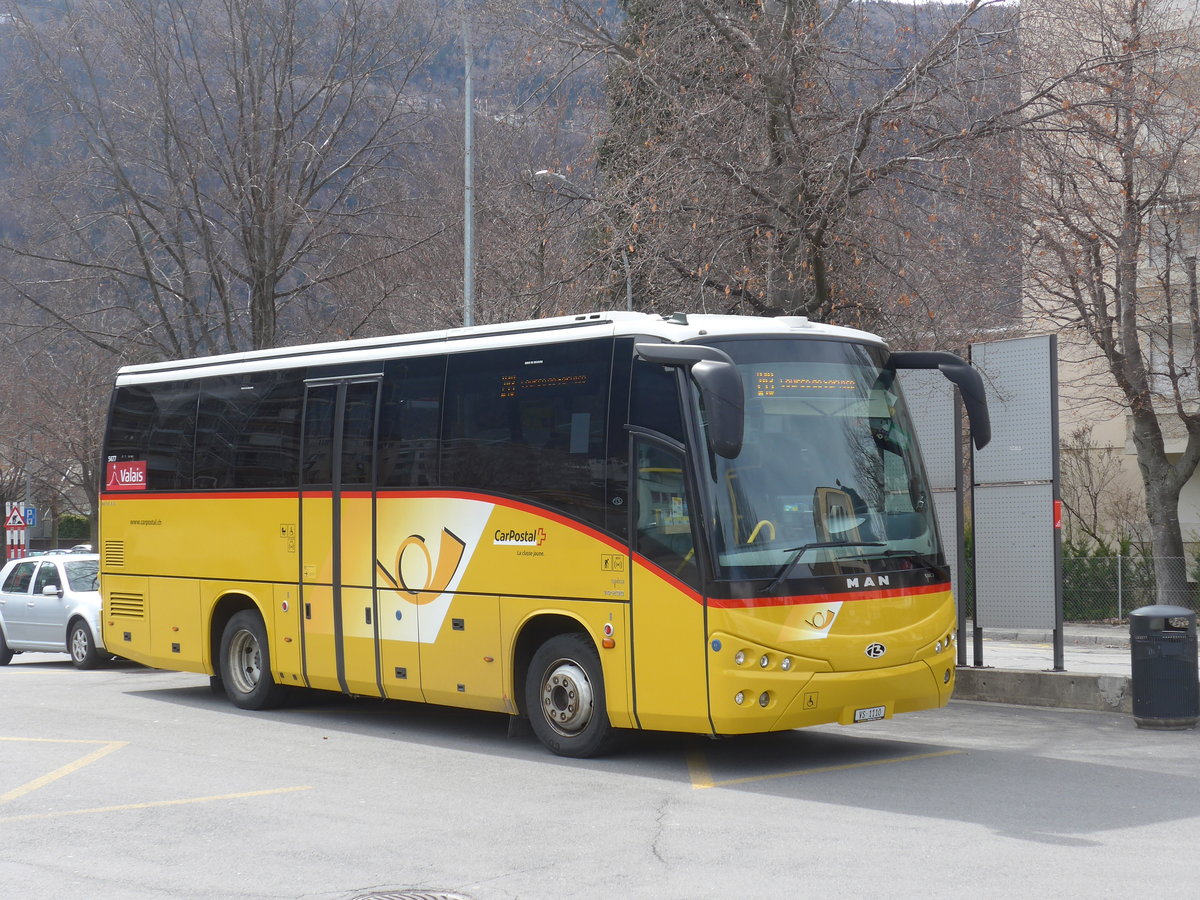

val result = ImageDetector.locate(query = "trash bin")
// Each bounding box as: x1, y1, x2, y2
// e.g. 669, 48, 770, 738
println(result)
1129, 605, 1199, 730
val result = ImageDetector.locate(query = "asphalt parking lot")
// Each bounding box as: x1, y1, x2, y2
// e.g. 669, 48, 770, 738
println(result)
3, 652, 1198, 900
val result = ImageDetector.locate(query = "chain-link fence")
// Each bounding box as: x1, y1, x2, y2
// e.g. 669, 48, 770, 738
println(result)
1062, 556, 1197, 621
956, 556, 1199, 623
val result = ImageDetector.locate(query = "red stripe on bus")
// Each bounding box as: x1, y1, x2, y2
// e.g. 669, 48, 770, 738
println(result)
100, 488, 629, 553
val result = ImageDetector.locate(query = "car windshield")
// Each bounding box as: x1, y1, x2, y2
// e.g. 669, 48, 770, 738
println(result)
63, 559, 99, 592
698, 337, 943, 585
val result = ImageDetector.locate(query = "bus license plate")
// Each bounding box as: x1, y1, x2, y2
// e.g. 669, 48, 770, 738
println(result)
854, 705, 886, 723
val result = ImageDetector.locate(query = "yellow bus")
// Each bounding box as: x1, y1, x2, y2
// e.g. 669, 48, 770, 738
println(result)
99, 311, 989, 756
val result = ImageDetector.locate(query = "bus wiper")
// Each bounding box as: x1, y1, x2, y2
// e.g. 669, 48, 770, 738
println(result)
875, 549, 950, 578
764, 540, 885, 594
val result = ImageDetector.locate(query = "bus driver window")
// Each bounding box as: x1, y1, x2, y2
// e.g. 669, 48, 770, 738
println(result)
634, 441, 699, 587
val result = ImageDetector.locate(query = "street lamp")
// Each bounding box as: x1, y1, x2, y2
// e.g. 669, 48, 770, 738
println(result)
532, 169, 633, 312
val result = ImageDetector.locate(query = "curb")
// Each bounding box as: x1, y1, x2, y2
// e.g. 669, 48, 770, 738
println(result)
977, 629, 1131, 647
955, 667, 1132, 714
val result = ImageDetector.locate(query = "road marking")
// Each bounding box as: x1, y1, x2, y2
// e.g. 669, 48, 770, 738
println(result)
687, 747, 964, 789
0, 785, 313, 823
685, 745, 715, 789
0, 738, 129, 805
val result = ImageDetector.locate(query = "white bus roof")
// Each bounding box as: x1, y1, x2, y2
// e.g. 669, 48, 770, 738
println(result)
114, 311, 886, 385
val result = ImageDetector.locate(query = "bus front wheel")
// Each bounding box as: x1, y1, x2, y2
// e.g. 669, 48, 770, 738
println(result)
525, 633, 614, 758
219, 610, 287, 710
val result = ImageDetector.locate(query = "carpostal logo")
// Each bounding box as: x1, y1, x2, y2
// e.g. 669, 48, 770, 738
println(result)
493, 526, 547, 547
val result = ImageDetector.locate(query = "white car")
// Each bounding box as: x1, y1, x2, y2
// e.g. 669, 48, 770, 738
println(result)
0, 553, 106, 668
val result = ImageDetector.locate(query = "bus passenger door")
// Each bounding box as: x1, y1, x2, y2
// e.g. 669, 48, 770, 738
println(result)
628, 438, 710, 733
299, 378, 382, 698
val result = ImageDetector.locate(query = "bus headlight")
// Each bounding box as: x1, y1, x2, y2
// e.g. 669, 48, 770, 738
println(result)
734, 650, 745, 666
759, 654, 770, 669
735, 691, 745, 705
781, 657, 792, 671
758, 692, 770, 707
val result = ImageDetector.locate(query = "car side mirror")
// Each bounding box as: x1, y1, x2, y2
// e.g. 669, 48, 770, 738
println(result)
42, 585, 63, 598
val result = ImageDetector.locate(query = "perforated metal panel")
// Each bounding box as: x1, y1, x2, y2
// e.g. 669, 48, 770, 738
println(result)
901, 369, 962, 600
900, 370, 959, 491
972, 337, 1056, 483
932, 491, 961, 602
970, 334, 1060, 633
974, 483, 1058, 628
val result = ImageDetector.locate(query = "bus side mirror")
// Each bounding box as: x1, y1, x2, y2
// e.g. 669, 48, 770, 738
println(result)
888, 350, 991, 450
634, 343, 744, 458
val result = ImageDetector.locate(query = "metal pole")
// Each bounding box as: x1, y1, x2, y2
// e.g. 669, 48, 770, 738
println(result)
1050, 334, 1065, 671
1117, 551, 1123, 620
460, 0, 475, 327
968, 343, 984, 666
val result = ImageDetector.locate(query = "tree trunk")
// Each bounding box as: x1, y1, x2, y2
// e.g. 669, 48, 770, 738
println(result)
1131, 414, 1191, 607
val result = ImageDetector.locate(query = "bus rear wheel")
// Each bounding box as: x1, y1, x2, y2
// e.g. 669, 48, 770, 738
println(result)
525, 632, 614, 758
219, 610, 287, 710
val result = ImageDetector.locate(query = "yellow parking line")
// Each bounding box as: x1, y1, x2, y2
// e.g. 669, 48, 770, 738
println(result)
689, 748, 964, 789
0, 785, 313, 823
0, 739, 129, 805
685, 745, 715, 789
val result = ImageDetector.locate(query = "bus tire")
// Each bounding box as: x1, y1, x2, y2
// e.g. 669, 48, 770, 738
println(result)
0, 628, 12, 665
525, 632, 614, 758
219, 610, 287, 710
68, 620, 102, 669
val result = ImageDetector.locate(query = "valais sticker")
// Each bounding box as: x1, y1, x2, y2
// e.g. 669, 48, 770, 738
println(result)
107, 460, 148, 491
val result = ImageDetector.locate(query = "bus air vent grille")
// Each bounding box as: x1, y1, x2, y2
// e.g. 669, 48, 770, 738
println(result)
108, 592, 145, 619
103, 541, 125, 568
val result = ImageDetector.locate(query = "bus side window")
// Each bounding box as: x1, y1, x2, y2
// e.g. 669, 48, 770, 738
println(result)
442, 339, 611, 529
630, 357, 685, 442
378, 356, 446, 488
301, 385, 337, 486
194, 372, 304, 489
106, 382, 198, 490
634, 441, 700, 589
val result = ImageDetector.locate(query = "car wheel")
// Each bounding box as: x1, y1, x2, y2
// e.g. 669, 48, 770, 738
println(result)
68, 621, 102, 669
0, 627, 12, 666
524, 632, 615, 758
219, 610, 287, 710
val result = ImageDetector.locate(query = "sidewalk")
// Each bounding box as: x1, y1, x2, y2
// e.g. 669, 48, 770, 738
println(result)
969, 623, 1131, 677
954, 622, 1141, 715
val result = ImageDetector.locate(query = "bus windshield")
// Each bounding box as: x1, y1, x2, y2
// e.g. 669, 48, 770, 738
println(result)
699, 338, 944, 586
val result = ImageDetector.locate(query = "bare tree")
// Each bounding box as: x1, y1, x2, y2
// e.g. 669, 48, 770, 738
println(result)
0, 0, 447, 358
1022, 0, 1200, 602
1060, 424, 1149, 548
486, 0, 1028, 333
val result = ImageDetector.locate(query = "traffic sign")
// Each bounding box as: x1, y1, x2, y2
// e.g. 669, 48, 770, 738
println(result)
5, 507, 26, 529
23, 507, 36, 527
